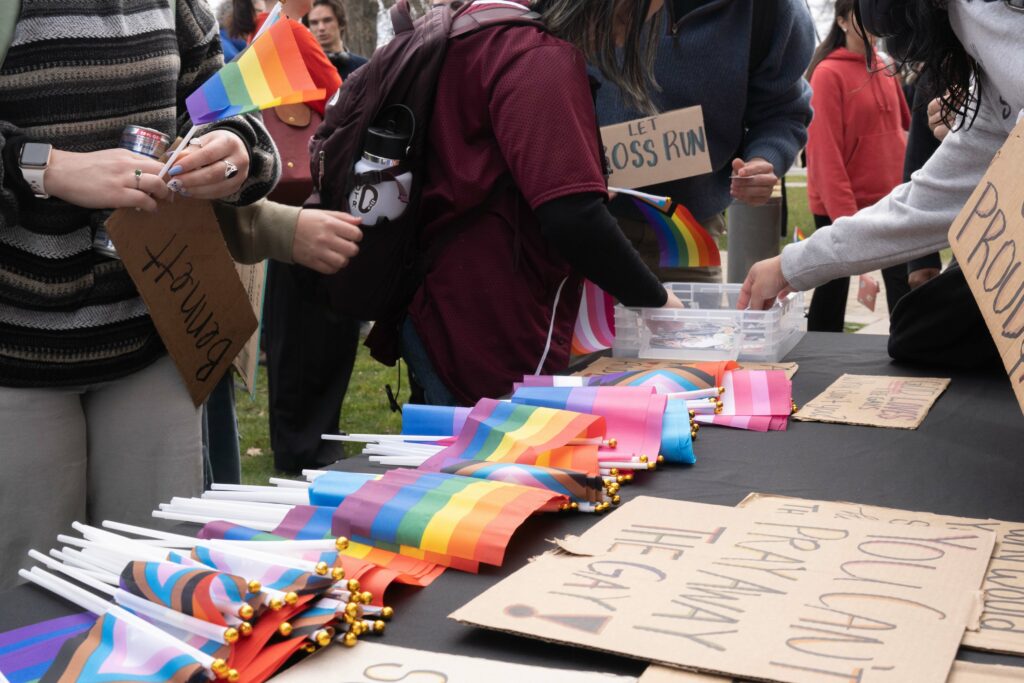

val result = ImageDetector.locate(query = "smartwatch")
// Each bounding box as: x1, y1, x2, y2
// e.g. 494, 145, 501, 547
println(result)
19, 142, 53, 199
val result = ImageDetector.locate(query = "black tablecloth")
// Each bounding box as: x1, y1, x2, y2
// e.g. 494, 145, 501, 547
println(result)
3, 332, 1024, 677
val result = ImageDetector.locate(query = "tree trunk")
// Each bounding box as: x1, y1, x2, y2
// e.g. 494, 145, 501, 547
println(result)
344, 0, 432, 59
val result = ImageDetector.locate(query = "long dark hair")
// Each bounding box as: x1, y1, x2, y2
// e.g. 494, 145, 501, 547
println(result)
229, 0, 259, 40
534, 0, 661, 114
854, 0, 979, 129
806, 0, 867, 80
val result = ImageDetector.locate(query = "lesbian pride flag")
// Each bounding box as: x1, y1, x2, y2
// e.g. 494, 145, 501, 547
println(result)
186, 19, 325, 125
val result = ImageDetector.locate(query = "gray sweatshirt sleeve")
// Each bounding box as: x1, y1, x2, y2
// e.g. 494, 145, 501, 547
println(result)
781, 87, 1010, 291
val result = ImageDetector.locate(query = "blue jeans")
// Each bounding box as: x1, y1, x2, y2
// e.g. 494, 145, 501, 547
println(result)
400, 318, 458, 406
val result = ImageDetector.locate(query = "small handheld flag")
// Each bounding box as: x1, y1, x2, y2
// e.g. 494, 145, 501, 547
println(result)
632, 196, 720, 268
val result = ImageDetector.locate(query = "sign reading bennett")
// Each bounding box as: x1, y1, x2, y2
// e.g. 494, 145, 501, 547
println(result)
600, 106, 712, 189
948, 117, 1024, 416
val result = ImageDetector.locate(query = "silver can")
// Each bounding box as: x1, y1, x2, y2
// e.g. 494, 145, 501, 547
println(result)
93, 126, 172, 258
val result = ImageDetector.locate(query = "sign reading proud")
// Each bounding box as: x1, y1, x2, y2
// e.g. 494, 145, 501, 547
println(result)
948, 118, 1024, 416
107, 200, 257, 406
600, 106, 712, 189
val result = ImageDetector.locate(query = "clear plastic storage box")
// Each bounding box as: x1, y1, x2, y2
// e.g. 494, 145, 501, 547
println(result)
612, 283, 806, 362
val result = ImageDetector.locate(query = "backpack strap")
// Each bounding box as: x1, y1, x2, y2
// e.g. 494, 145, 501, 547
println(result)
748, 0, 778, 74
0, 0, 21, 69
450, 3, 542, 39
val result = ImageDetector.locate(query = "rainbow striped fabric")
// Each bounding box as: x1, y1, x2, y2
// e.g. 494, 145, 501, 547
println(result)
633, 196, 721, 268
571, 280, 616, 355
119, 561, 250, 627
0, 614, 94, 683
332, 469, 563, 567
189, 546, 333, 596
41, 611, 204, 683
420, 398, 604, 474
439, 461, 606, 503
186, 19, 324, 124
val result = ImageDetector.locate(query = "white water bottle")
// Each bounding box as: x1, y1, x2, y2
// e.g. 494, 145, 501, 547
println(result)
348, 120, 413, 226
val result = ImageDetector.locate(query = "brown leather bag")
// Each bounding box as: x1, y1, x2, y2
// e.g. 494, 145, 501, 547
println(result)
263, 102, 321, 206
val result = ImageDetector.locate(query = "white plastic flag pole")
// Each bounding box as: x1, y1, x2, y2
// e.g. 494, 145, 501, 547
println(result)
607, 186, 671, 205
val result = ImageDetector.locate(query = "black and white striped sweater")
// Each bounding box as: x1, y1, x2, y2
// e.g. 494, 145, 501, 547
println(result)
0, 0, 280, 387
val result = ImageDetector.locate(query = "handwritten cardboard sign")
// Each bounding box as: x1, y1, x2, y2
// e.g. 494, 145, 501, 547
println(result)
600, 106, 712, 189
452, 496, 992, 683
738, 493, 1024, 657
793, 374, 949, 429
578, 357, 799, 381
231, 261, 266, 395
106, 200, 258, 406
948, 118, 1024, 416
638, 661, 1024, 683
273, 641, 634, 683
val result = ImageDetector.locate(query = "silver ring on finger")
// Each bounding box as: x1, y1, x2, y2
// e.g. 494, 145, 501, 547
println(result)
222, 159, 239, 180
134, 168, 142, 190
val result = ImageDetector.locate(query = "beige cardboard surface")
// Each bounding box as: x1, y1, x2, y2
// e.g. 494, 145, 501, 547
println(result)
452, 497, 993, 683
737, 493, 1024, 656
232, 260, 266, 394
270, 640, 635, 683
106, 200, 258, 406
637, 661, 1024, 683
793, 374, 949, 429
600, 107, 712, 189
947, 118, 1024, 416
577, 358, 798, 381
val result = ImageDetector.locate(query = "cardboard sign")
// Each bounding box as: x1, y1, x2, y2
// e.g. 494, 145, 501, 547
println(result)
106, 200, 258, 406
272, 641, 635, 683
857, 274, 879, 312
638, 662, 1024, 683
452, 496, 992, 683
578, 357, 799, 381
231, 260, 266, 395
947, 118, 1024, 416
738, 493, 1024, 656
600, 107, 712, 189
793, 374, 949, 429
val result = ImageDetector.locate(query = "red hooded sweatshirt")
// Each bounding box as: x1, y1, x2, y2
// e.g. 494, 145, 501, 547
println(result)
806, 48, 910, 221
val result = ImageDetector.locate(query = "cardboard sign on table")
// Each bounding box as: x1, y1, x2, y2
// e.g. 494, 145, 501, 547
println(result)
600, 106, 712, 189
578, 357, 799, 381
947, 117, 1024, 416
737, 493, 1024, 657
451, 496, 992, 683
271, 641, 635, 683
231, 260, 266, 395
638, 662, 1024, 683
106, 199, 258, 406
793, 373, 949, 429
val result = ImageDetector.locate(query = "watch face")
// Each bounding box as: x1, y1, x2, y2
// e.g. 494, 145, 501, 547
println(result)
20, 142, 51, 168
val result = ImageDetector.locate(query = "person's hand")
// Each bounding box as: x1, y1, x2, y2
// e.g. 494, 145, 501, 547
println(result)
908, 267, 940, 290
662, 289, 685, 309
737, 255, 793, 310
291, 209, 363, 274
927, 97, 953, 142
166, 130, 250, 200
45, 148, 172, 212
730, 158, 778, 206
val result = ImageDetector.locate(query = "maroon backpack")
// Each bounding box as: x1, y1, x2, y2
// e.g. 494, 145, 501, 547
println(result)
307, 0, 543, 323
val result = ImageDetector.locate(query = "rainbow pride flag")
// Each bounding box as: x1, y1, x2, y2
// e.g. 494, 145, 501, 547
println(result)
633, 196, 720, 268
571, 280, 616, 355
332, 469, 563, 567
186, 19, 325, 125
793, 226, 807, 242
420, 398, 604, 474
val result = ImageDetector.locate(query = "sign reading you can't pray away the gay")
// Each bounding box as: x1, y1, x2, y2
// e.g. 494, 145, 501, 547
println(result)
948, 117, 1024, 416
600, 106, 712, 189
452, 496, 993, 683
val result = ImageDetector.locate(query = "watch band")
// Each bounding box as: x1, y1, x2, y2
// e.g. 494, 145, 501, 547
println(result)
21, 165, 47, 199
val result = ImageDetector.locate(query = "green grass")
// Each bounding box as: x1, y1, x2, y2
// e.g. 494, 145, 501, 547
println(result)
237, 345, 404, 485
